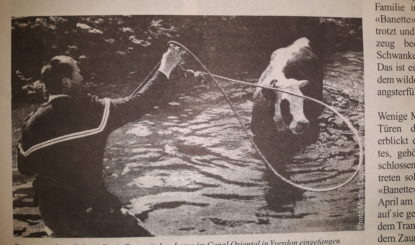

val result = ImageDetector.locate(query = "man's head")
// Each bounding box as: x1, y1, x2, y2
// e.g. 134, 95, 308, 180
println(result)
41, 55, 83, 95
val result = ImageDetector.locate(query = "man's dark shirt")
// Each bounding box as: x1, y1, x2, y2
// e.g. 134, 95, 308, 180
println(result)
17, 71, 168, 207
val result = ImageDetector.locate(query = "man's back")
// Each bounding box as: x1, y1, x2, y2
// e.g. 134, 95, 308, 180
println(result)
18, 95, 111, 204
15, 46, 182, 237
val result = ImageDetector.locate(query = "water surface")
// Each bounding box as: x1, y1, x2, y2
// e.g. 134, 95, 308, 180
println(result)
104, 51, 365, 235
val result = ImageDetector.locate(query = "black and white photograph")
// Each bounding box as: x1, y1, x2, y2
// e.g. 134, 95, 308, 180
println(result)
11, 15, 364, 237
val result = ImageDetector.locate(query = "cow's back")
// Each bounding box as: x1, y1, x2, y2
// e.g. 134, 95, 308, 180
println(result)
283, 44, 323, 83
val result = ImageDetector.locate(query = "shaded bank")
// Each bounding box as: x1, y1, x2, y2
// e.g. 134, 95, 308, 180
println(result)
12, 16, 362, 106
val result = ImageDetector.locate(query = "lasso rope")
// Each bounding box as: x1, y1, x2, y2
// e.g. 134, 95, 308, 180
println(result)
136, 41, 364, 192
131, 61, 161, 97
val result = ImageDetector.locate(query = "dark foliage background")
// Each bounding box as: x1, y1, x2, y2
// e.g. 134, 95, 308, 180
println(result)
12, 15, 362, 106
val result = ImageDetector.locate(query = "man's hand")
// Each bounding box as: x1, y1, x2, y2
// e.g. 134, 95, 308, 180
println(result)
158, 44, 184, 79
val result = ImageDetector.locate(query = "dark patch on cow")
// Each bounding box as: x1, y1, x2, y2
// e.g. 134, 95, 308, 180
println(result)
283, 44, 323, 122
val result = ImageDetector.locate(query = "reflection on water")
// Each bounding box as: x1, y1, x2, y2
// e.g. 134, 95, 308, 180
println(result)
103, 52, 364, 235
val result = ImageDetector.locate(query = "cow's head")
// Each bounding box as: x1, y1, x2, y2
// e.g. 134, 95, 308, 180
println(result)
262, 78, 310, 135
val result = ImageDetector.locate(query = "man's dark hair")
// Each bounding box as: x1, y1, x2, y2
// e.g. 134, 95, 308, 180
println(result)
41, 56, 74, 94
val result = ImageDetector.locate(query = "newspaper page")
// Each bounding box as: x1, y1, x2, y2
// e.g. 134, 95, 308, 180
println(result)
364, 0, 415, 244
0, 0, 409, 244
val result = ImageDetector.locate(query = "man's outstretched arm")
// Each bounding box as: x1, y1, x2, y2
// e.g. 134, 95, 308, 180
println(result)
99, 45, 183, 131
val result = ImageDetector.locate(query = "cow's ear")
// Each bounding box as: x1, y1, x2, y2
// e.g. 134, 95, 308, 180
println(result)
299, 80, 310, 88
262, 88, 275, 102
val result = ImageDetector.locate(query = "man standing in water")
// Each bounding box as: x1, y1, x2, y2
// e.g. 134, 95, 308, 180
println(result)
16, 45, 183, 237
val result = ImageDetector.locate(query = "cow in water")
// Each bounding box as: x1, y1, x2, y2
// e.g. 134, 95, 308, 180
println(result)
250, 37, 323, 164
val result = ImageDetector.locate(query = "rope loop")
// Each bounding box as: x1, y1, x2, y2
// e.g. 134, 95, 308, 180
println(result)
149, 41, 364, 192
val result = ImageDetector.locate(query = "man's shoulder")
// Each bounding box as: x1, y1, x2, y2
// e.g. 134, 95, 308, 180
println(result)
22, 101, 52, 128
23, 94, 106, 130
48, 93, 107, 113
76, 93, 107, 107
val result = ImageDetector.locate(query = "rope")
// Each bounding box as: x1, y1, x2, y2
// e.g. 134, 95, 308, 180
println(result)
167, 40, 364, 192
130, 61, 161, 97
